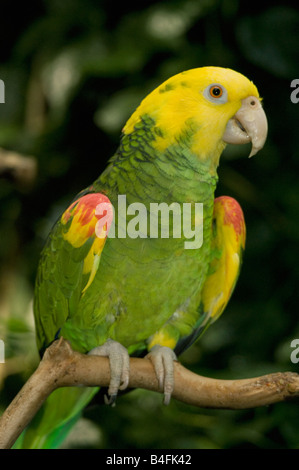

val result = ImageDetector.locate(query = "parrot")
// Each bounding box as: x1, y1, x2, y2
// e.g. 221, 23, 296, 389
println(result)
14, 66, 267, 449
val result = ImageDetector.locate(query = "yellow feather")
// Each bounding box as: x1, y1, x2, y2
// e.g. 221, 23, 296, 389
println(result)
148, 331, 177, 350
201, 196, 245, 321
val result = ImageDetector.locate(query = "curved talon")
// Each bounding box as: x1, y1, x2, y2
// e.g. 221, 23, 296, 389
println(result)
146, 345, 177, 405
88, 339, 130, 405
104, 393, 117, 407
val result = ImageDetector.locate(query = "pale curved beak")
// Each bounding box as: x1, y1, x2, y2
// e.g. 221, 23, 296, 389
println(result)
223, 96, 268, 157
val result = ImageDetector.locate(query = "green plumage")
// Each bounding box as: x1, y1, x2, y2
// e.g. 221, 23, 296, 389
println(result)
15, 113, 216, 449
37, 113, 217, 357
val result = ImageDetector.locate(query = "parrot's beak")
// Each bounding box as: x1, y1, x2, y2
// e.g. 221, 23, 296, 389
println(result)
223, 96, 268, 157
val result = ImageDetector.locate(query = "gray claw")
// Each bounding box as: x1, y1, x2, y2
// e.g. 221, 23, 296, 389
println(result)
89, 339, 130, 404
146, 345, 177, 405
104, 393, 117, 407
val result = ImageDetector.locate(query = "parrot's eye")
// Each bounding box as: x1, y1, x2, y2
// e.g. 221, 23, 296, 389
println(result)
203, 84, 228, 104
210, 85, 223, 98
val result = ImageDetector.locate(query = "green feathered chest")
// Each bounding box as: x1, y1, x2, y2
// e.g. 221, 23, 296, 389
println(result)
70, 138, 217, 351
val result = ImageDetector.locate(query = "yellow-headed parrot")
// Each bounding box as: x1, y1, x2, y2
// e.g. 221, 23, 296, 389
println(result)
15, 66, 267, 448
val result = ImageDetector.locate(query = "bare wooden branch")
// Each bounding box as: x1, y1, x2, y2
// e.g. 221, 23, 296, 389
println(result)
0, 148, 37, 185
0, 337, 298, 449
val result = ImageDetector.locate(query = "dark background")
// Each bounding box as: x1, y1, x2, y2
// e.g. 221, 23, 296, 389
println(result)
0, 0, 299, 449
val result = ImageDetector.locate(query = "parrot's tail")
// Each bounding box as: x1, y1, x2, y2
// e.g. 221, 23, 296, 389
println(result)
13, 386, 99, 449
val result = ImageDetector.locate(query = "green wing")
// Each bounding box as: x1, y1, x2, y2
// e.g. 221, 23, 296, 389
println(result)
14, 191, 113, 449
34, 191, 113, 354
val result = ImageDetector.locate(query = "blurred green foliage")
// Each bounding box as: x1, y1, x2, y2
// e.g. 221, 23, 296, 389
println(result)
0, 0, 299, 449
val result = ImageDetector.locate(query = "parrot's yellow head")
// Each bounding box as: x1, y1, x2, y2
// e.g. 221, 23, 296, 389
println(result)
123, 66, 267, 170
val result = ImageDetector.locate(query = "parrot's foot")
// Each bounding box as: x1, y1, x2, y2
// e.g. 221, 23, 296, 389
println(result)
88, 339, 130, 405
146, 345, 177, 406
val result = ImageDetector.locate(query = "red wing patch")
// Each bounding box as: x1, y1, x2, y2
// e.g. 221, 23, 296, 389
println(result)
61, 193, 113, 248
61, 193, 114, 293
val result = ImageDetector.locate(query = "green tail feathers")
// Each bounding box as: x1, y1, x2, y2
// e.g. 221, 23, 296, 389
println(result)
13, 386, 99, 449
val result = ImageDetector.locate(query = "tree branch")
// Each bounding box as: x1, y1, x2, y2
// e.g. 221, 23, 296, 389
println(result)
0, 148, 37, 185
0, 337, 298, 449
